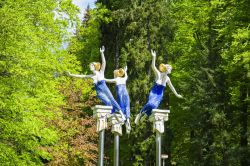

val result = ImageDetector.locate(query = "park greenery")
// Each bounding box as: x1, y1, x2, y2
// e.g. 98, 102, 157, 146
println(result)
0, 0, 249, 165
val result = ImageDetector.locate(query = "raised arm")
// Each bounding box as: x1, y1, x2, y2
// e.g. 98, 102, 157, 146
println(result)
124, 66, 128, 80
151, 50, 160, 79
167, 78, 183, 98
104, 78, 116, 83
100, 46, 106, 72
66, 71, 93, 79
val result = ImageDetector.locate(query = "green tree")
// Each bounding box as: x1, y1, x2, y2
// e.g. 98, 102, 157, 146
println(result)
0, 0, 79, 165
69, 3, 112, 72
97, 0, 176, 165
167, 0, 249, 165
92, 0, 249, 165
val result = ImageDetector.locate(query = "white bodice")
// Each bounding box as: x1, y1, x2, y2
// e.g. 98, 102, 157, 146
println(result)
114, 77, 127, 85
91, 71, 105, 84
155, 73, 169, 87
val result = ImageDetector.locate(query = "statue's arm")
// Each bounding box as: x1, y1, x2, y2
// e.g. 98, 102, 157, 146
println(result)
100, 46, 106, 72
105, 78, 116, 83
66, 72, 93, 79
167, 78, 183, 98
151, 50, 160, 79
124, 66, 128, 80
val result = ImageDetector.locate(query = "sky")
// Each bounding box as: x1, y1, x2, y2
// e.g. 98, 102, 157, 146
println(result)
62, 0, 96, 49
72, 0, 96, 20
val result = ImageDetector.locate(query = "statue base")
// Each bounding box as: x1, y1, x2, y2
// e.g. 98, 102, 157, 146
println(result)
149, 109, 170, 166
92, 105, 112, 166
110, 114, 124, 136
92, 105, 112, 132
149, 109, 170, 134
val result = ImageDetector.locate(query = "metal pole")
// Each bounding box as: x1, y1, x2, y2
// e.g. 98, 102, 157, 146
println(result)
114, 133, 119, 166
98, 130, 105, 166
161, 154, 168, 166
156, 131, 161, 166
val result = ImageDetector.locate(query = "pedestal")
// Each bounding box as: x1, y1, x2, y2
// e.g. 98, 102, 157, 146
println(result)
92, 105, 112, 166
110, 114, 124, 136
149, 109, 170, 166
93, 105, 112, 132
110, 114, 124, 166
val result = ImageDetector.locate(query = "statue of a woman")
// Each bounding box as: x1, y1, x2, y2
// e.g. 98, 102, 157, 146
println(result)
105, 66, 131, 133
135, 50, 183, 124
67, 46, 126, 122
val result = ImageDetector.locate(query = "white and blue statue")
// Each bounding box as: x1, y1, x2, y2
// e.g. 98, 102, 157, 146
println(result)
105, 66, 131, 133
67, 46, 126, 122
135, 50, 183, 124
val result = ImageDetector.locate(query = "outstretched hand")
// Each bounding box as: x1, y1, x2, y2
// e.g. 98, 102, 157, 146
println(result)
124, 66, 128, 72
100, 46, 105, 53
65, 71, 71, 76
151, 49, 156, 57
176, 94, 183, 98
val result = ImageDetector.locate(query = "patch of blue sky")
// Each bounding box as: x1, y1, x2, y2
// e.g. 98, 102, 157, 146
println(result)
73, 0, 96, 20
62, 0, 96, 49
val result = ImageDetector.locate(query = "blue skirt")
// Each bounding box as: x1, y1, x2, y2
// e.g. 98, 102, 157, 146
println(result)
116, 84, 130, 119
140, 83, 165, 116
94, 80, 121, 113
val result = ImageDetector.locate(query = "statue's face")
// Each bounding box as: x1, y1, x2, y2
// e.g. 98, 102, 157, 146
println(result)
166, 66, 172, 74
89, 63, 95, 72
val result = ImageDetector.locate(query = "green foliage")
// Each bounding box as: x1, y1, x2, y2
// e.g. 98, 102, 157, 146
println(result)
167, 0, 250, 165
0, 0, 80, 165
69, 3, 112, 72
1, 0, 248, 165
97, 0, 176, 165
93, 0, 249, 165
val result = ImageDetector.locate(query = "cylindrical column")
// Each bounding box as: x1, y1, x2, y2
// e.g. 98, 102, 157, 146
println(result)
156, 131, 161, 166
161, 154, 168, 166
98, 130, 105, 166
114, 133, 119, 166
93, 105, 112, 166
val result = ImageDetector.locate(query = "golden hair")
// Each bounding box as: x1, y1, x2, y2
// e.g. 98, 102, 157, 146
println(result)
159, 63, 167, 72
118, 68, 125, 77
92, 62, 101, 71
114, 68, 125, 77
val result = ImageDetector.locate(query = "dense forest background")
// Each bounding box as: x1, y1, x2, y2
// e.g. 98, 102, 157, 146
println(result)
0, 0, 249, 165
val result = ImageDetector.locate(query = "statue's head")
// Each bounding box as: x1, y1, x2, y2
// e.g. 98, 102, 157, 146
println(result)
159, 64, 172, 74
90, 62, 101, 72
113, 68, 125, 78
